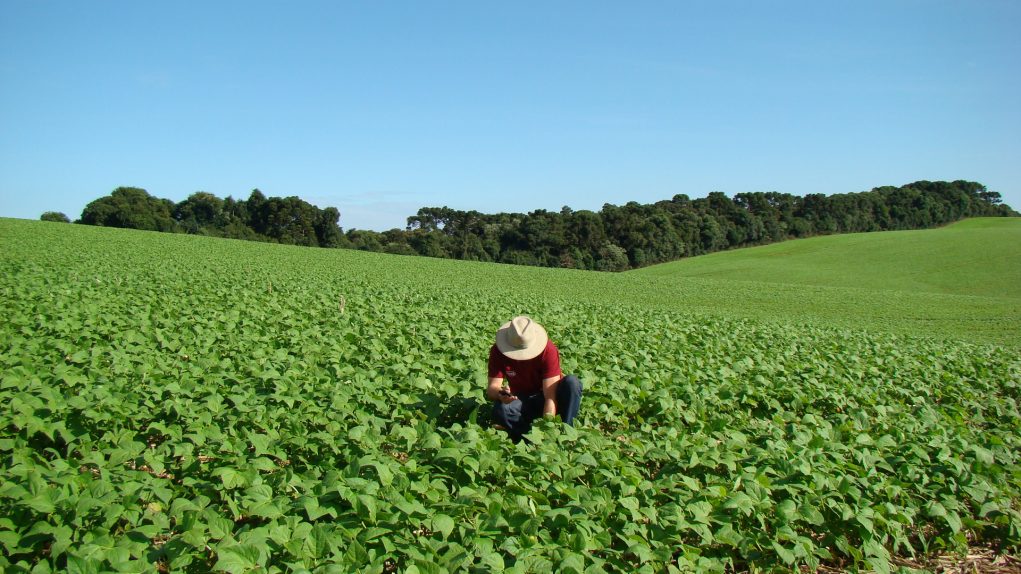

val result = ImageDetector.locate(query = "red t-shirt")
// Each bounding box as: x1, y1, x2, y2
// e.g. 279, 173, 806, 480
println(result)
488, 340, 563, 396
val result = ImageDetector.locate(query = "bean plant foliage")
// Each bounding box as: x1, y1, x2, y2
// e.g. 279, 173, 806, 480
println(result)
1, 219, 1019, 573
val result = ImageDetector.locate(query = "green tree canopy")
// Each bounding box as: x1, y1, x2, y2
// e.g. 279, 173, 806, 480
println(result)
70, 180, 1015, 271
79, 187, 176, 232
40, 211, 70, 223
174, 192, 225, 233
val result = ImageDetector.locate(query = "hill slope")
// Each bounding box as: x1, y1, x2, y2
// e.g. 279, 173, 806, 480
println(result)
2, 218, 1020, 572
3, 218, 1020, 347
632, 217, 1021, 300
623, 218, 1020, 347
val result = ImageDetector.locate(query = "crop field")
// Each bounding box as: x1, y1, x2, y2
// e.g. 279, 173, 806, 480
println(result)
1, 218, 1019, 573
634, 218, 1021, 300
631, 217, 1021, 347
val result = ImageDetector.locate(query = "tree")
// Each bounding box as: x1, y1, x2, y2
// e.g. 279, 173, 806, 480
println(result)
698, 214, 727, 252
346, 229, 384, 251
565, 210, 607, 259
407, 207, 456, 233
384, 242, 418, 256
174, 192, 225, 234
253, 197, 320, 246
797, 193, 835, 233
79, 187, 176, 232
596, 242, 629, 272
40, 211, 70, 223
217, 196, 259, 240
408, 229, 451, 258
315, 207, 343, 247
68, 179, 1015, 271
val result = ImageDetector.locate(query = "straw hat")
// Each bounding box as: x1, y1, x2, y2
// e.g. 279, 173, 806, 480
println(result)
495, 316, 549, 360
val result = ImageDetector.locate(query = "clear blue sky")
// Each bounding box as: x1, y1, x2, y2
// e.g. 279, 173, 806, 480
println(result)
2, 1, 1019, 231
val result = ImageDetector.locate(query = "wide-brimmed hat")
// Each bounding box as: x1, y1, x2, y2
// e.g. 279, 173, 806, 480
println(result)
495, 316, 548, 360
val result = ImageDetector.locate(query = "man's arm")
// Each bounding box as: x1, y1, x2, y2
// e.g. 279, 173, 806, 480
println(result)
541, 376, 561, 417
487, 377, 516, 403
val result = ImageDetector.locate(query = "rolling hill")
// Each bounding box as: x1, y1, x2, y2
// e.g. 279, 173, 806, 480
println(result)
628, 217, 1021, 347
633, 218, 1021, 300
1, 217, 1019, 572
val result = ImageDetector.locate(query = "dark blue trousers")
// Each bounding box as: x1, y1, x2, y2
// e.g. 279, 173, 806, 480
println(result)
492, 375, 582, 442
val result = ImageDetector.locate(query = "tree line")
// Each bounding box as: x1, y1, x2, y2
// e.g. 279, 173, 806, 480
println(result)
47, 187, 344, 247
46, 180, 1016, 271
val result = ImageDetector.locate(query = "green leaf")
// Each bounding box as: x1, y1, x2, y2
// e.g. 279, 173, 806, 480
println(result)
686, 501, 711, 523
214, 544, 262, 573
303, 523, 333, 559
569, 529, 589, 552
212, 467, 246, 489
206, 514, 234, 539
856, 512, 875, 535
479, 549, 505, 571
723, 492, 754, 515
359, 456, 394, 487
866, 556, 891, 574
0, 530, 21, 553
970, 445, 994, 465
776, 499, 797, 522
926, 501, 947, 518
558, 552, 586, 574
432, 514, 455, 538
772, 541, 796, 565
945, 511, 962, 534
24, 494, 56, 514
619, 497, 639, 513
798, 504, 825, 526
435, 448, 462, 461
250, 457, 276, 471
356, 495, 378, 524
66, 555, 102, 574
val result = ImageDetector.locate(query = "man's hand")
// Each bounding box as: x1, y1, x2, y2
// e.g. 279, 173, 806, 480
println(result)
488, 377, 517, 403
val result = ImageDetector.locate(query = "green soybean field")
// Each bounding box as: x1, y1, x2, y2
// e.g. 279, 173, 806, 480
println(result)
1, 218, 1019, 573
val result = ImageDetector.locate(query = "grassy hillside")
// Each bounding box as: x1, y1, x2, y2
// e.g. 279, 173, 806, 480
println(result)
633, 217, 1021, 299
1, 218, 1019, 572
4, 218, 1019, 348
627, 218, 1020, 347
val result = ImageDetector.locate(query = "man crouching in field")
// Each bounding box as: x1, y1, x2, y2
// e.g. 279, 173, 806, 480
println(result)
486, 316, 582, 442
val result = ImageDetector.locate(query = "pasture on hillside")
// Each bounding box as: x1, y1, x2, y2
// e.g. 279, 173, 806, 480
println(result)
1, 218, 1019, 573
632, 217, 1021, 347
633, 218, 1021, 299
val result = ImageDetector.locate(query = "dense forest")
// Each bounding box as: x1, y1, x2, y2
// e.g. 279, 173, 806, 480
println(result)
50, 180, 1016, 271
68, 187, 344, 248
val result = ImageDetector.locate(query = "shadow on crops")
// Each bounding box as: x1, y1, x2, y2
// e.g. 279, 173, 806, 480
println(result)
412, 392, 493, 430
